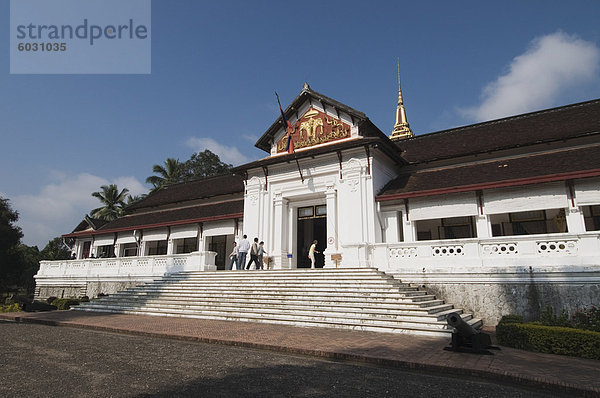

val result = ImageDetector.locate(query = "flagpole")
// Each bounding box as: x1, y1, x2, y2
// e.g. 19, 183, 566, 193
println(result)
276, 91, 304, 183
294, 156, 304, 183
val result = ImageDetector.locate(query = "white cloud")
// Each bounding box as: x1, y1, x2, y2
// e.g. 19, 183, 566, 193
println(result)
462, 32, 600, 121
186, 137, 250, 165
12, 172, 146, 248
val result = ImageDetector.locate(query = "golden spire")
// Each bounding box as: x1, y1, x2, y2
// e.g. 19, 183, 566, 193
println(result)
390, 61, 414, 140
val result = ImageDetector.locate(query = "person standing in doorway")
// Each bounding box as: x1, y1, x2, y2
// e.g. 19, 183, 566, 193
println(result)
309, 240, 319, 269
227, 241, 238, 270
246, 237, 260, 270
238, 235, 250, 270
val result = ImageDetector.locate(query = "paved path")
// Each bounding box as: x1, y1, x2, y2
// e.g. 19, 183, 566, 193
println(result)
1, 322, 556, 398
1, 311, 598, 397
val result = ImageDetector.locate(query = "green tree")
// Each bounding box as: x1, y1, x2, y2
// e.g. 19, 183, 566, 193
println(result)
40, 237, 71, 261
183, 150, 232, 180
15, 244, 41, 294
145, 158, 186, 191
125, 194, 146, 207
90, 184, 129, 221
0, 197, 24, 292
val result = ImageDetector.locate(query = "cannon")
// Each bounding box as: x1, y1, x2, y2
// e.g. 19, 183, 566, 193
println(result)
445, 312, 494, 354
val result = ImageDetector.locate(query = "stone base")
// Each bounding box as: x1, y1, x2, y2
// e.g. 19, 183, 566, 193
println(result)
388, 266, 600, 325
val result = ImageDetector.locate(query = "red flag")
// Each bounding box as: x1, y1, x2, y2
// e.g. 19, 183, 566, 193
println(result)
285, 132, 294, 154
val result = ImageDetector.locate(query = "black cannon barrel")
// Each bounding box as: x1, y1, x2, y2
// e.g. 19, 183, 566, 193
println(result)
446, 312, 477, 337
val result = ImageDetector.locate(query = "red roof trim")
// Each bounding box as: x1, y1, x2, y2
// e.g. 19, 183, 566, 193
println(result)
376, 169, 600, 202
62, 212, 244, 238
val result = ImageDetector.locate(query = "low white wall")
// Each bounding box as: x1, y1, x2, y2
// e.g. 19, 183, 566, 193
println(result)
35, 251, 217, 298
371, 232, 600, 325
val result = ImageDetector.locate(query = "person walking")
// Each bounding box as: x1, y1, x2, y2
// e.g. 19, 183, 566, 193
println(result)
246, 237, 260, 270
257, 241, 267, 270
308, 240, 319, 269
227, 241, 238, 271
237, 235, 250, 271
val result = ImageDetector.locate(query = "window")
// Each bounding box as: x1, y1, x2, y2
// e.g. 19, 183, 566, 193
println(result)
121, 243, 138, 257
583, 205, 600, 231
298, 206, 314, 219
315, 205, 327, 217
97, 245, 114, 258
146, 240, 167, 256
298, 205, 326, 219
416, 217, 475, 241
440, 217, 475, 239
490, 209, 567, 236
176, 237, 197, 254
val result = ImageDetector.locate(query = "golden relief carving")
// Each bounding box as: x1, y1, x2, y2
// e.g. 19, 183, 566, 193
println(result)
276, 107, 350, 153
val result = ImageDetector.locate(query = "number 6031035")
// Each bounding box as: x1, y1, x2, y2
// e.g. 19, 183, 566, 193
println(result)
17, 42, 66, 51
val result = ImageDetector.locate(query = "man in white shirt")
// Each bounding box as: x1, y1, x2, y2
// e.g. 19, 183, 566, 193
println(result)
309, 240, 319, 269
237, 235, 250, 270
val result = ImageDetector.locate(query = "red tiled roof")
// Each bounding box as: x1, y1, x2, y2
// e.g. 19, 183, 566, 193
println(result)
377, 145, 600, 200
127, 173, 244, 211
64, 200, 244, 237
397, 99, 600, 163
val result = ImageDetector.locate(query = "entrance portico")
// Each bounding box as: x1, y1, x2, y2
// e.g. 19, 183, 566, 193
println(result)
236, 84, 404, 270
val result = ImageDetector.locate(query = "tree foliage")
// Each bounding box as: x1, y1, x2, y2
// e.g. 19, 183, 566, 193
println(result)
183, 150, 232, 180
146, 150, 232, 192
0, 196, 23, 255
145, 158, 186, 191
40, 237, 71, 261
90, 184, 129, 221
0, 197, 26, 292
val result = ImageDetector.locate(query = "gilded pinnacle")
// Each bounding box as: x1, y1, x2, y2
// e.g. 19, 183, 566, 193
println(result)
390, 62, 413, 140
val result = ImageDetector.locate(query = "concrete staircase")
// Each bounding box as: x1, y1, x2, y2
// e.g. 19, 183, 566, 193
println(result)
73, 268, 482, 337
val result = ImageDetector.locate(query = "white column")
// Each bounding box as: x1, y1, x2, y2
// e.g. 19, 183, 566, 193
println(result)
324, 186, 339, 268
475, 215, 492, 238
272, 193, 290, 269
565, 184, 586, 233
402, 215, 416, 242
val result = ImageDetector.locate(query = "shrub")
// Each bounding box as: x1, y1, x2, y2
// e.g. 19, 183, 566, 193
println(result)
497, 314, 523, 325
496, 322, 600, 360
50, 298, 81, 310
46, 296, 58, 304
539, 306, 570, 328
0, 303, 22, 312
571, 306, 600, 333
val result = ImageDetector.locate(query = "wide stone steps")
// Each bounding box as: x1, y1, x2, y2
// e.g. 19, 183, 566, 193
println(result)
109, 290, 439, 304
79, 303, 473, 328
80, 299, 465, 323
89, 296, 455, 314
74, 268, 483, 337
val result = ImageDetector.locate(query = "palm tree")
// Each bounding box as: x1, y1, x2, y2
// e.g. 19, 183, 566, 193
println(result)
146, 158, 186, 191
90, 184, 129, 221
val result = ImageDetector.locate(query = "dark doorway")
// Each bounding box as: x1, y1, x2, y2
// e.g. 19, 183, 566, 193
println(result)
208, 235, 227, 270
82, 241, 91, 259
297, 205, 327, 268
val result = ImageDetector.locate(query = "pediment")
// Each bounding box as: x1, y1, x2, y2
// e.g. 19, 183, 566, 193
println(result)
274, 107, 352, 153
255, 84, 374, 154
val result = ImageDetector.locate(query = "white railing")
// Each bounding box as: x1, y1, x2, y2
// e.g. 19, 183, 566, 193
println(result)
36, 251, 218, 279
373, 232, 600, 271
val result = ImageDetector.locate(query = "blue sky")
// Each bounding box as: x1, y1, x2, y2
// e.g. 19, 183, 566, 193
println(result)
1, 0, 600, 247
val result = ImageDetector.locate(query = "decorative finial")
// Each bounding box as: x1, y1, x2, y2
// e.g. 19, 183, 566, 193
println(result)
303, 82, 311, 91
390, 60, 413, 140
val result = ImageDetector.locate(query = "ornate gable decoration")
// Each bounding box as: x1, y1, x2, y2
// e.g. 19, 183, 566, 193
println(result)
276, 107, 351, 153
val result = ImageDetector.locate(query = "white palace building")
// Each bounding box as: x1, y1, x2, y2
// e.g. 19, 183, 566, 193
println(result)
35, 80, 600, 330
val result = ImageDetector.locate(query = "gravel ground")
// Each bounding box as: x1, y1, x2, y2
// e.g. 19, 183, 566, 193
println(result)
0, 321, 563, 398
